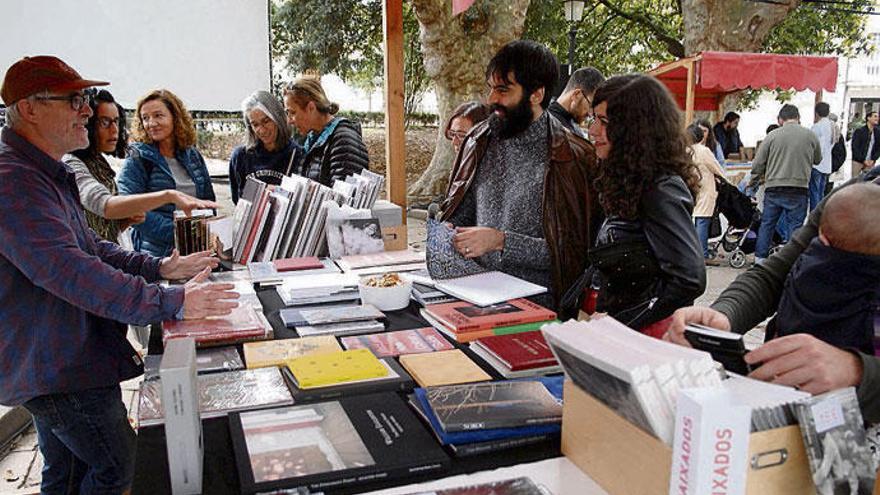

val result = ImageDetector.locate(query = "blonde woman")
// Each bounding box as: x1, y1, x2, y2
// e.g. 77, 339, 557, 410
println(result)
283, 76, 369, 186
117, 89, 216, 256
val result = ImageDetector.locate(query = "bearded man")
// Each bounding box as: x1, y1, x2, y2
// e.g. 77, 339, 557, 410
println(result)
440, 40, 597, 316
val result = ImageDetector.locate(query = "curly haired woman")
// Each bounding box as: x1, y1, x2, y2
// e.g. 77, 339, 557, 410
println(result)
117, 89, 216, 256
586, 74, 705, 334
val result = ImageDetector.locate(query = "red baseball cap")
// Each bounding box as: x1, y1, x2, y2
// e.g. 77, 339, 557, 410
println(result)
1, 56, 108, 106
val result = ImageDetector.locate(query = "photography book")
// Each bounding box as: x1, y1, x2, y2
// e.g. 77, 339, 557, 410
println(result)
425, 380, 562, 432
144, 345, 244, 381
336, 249, 425, 271
279, 304, 384, 328
339, 327, 454, 358
276, 272, 360, 307
273, 256, 325, 272
468, 345, 561, 379
399, 349, 491, 387
423, 299, 556, 334
794, 387, 877, 495
286, 349, 388, 389
242, 336, 341, 369
470, 331, 558, 371
425, 219, 547, 306
281, 357, 415, 403
228, 393, 450, 494
408, 376, 564, 447
159, 338, 202, 494
683, 323, 751, 376
138, 366, 293, 427
324, 202, 385, 260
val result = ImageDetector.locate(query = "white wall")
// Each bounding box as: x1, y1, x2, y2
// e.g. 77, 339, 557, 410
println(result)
2, 0, 270, 111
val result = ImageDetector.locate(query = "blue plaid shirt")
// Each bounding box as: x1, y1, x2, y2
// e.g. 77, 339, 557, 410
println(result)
0, 127, 184, 406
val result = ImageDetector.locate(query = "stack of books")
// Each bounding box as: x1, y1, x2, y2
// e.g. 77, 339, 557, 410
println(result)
469, 331, 561, 378
543, 318, 722, 445
420, 298, 556, 343
336, 249, 426, 277
275, 272, 360, 307
279, 303, 385, 337
172, 209, 216, 255
231, 175, 344, 264
137, 366, 293, 427
246, 256, 337, 286
283, 349, 414, 402
408, 376, 564, 457
162, 304, 273, 348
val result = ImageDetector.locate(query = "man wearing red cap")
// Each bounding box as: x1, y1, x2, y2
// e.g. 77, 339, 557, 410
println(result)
0, 56, 237, 494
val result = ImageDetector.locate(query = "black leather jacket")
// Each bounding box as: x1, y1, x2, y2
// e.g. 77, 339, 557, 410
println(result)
592, 175, 706, 330
850, 125, 880, 163
298, 118, 370, 186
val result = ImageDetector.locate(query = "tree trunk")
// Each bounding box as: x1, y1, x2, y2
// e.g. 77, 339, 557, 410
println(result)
407, 0, 530, 206
680, 0, 802, 114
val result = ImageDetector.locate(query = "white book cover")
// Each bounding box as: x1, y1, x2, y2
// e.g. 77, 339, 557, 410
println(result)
160, 338, 203, 495
670, 387, 751, 495
433, 271, 547, 307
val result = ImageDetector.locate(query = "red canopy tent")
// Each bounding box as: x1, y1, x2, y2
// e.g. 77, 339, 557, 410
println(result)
649, 51, 838, 125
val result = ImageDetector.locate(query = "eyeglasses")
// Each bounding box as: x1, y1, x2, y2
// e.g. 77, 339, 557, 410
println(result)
34, 93, 91, 111
445, 130, 468, 141
96, 117, 119, 129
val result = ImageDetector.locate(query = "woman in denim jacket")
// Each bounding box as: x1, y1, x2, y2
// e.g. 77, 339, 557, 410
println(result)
117, 89, 215, 256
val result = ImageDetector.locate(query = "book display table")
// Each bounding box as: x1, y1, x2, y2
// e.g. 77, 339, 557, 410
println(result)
131, 286, 561, 494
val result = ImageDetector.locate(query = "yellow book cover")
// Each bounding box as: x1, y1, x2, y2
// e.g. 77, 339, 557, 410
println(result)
287, 349, 388, 389
243, 336, 341, 369
399, 349, 491, 387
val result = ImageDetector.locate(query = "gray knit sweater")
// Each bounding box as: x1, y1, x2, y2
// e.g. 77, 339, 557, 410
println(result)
447, 112, 552, 305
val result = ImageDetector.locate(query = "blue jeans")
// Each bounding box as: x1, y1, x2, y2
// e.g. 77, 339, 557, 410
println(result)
808, 168, 829, 212
694, 217, 712, 258
22, 385, 136, 495
756, 188, 808, 259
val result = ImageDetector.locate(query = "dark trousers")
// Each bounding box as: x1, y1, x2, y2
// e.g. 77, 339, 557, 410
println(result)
756, 188, 808, 259
22, 385, 136, 495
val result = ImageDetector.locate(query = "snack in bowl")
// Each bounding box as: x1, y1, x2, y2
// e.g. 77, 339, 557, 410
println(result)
358, 273, 412, 311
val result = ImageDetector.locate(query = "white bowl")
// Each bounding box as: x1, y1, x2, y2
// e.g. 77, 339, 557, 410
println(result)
358, 278, 413, 312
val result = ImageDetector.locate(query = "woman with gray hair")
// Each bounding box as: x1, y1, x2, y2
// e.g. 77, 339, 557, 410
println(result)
228, 90, 301, 203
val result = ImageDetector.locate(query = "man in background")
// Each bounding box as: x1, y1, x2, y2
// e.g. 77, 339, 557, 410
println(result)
547, 67, 605, 139
851, 110, 880, 178
713, 111, 745, 159
809, 102, 833, 211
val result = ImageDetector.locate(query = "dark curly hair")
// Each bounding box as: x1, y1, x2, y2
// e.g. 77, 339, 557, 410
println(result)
592, 74, 699, 219
72, 89, 128, 160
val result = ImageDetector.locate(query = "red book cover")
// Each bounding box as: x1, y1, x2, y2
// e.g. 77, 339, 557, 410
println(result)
340, 327, 453, 358
424, 298, 555, 333
475, 331, 557, 371
162, 305, 270, 347
273, 256, 324, 272
239, 191, 269, 263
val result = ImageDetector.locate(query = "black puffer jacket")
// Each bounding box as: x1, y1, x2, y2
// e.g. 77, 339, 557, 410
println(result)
592, 174, 706, 330
298, 118, 370, 186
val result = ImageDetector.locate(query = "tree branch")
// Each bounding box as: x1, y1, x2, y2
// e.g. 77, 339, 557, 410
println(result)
596, 0, 686, 57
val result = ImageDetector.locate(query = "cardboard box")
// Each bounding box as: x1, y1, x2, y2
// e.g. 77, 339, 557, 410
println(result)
381, 224, 408, 252
561, 381, 815, 495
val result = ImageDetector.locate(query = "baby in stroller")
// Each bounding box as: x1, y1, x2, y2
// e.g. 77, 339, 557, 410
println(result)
770, 183, 880, 354
710, 172, 784, 268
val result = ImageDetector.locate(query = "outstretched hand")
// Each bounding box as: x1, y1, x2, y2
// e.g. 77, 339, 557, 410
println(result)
171, 191, 220, 216
182, 267, 240, 319
159, 249, 220, 281
662, 306, 732, 347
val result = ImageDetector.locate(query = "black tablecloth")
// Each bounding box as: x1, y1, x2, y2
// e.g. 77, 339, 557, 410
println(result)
132, 286, 560, 494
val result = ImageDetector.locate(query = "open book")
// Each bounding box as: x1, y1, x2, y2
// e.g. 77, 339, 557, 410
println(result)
425, 220, 546, 307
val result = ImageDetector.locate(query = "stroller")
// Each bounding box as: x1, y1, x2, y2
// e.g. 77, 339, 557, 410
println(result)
708, 177, 759, 268
709, 178, 784, 268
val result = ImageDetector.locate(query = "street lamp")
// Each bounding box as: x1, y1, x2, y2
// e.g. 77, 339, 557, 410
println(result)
563, 0, 586, 76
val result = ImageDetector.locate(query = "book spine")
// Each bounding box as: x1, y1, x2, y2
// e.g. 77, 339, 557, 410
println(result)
304, 462, 448, 493
448, 434, 556, 457
493, 320, 557, 335
239, 192, 268, 263
446, 416, 562, 432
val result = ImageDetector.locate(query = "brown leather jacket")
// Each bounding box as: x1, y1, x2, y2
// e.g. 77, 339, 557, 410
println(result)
440, 115, 597, 315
